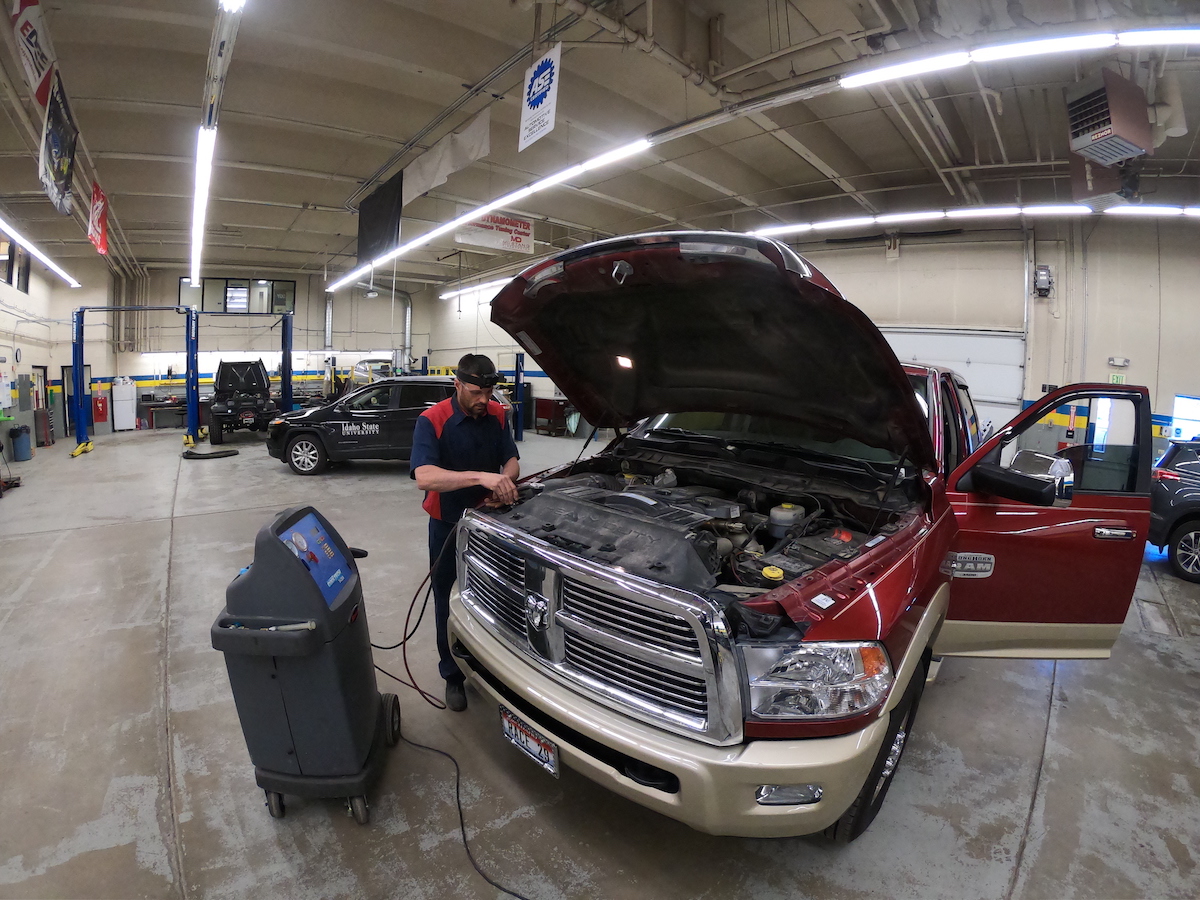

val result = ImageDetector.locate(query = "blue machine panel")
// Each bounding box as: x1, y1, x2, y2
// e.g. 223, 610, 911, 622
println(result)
278, 512, 350, 607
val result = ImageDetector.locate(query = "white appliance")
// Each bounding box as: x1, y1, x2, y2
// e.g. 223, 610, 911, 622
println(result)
112, 377, 137, 431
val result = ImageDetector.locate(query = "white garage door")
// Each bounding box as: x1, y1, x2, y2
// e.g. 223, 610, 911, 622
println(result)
880, 328, 1026, 433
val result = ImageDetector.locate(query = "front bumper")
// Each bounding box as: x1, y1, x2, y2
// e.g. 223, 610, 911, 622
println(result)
448, 595, 888, 838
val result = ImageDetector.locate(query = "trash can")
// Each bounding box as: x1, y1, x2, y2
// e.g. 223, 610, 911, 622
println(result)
211, 505, 401, 823
8, 425, 31, 461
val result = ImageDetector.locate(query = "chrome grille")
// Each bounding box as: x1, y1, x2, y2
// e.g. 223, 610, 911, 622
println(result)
458, 519, 741, 744
464, 563, 525, 636
467, 530, 525, 590
561, 576, 700, 658
563, 632, 708, 720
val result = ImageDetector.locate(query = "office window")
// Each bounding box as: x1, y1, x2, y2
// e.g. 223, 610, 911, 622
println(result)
179, 277, 296, 314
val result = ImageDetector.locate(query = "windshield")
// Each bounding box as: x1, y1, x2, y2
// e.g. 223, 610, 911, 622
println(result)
907, 373, 930, 420
639, 411, 899, 463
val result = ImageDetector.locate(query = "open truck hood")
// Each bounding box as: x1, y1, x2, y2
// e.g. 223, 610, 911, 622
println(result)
490, 232, 935, 471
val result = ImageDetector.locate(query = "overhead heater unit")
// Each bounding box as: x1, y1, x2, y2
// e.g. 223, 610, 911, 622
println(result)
1066, 69, 1152, 167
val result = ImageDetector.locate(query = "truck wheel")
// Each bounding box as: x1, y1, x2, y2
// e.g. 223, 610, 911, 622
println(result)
1168, 522, 1200, 583
382, 693, 401, 747
265, 791, 285, 819
349, 796, 369, 825
209, 423, 224, 445
287, 435, 326, 475
824, 658, 927, 843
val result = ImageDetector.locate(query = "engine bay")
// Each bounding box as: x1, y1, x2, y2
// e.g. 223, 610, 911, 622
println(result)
482, 457, 920, 598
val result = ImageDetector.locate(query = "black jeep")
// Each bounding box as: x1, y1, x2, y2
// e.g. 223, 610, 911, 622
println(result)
209, 360, 277, 444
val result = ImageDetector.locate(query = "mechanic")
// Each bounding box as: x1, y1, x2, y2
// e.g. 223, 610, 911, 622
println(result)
410, 354, 520, 711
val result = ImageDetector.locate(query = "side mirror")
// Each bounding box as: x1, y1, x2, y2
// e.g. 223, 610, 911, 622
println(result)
971, 450, 1073, 507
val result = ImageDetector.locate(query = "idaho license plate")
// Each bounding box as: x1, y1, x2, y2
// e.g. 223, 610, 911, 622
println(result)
499, 706, 558, 777
240, 411, 256, 423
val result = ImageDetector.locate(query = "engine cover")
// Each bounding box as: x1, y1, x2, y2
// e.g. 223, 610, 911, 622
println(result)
490, 484, 724, 591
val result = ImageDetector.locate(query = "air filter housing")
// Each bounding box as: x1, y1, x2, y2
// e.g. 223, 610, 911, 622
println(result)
1066, 69, 1151, 166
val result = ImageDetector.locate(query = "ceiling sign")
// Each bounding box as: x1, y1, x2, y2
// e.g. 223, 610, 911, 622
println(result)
455, 209, 534, 254
518, 43, 561, 152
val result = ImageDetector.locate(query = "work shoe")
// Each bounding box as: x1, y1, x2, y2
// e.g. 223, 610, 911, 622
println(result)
445, 680, 467, 712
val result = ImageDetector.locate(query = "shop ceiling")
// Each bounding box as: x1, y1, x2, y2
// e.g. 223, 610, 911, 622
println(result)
1, 0, 1198, 291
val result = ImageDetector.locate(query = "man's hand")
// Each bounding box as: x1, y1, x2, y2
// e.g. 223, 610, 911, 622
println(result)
478, 472, 518, 505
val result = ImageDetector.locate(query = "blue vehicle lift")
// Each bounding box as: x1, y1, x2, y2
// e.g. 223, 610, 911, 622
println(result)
70, 306, 293, 454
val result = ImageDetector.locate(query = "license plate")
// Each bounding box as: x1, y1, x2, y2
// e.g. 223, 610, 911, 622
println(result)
240, 411, 256, 422
499, 706, 558, 777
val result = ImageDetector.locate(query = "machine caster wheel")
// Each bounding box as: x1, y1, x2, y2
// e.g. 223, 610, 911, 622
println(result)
349, 796, 369, 825
382, 693, 401, 747
265, 791, 285, 819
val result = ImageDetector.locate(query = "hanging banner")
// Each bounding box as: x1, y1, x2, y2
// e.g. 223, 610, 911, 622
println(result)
87, 181, 108, 255
39, 70, 78, 214
11, 0, 56, 109
401, 108, 490, 207
454, 208, 534, 255
518, 43, 561, 152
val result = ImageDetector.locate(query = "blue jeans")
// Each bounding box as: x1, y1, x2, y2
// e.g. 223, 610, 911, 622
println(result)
428, 516, 462, 683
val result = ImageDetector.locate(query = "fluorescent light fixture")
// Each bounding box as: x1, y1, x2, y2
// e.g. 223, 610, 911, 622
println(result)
439, 277, 512, 299
812, 216, 877, 230
1118, 29, 1200, 46
970, 33, 1116, 63
752, 222, 815, 237
0, 210, 81, 287
329, 138, 653, 292
1185, 208, 1200, 217
946, 206, 1022, 218
579, 138, 653, 171
616, 356, 633, 369
218, 0, 246, 11
1105, 205, 1184, 216
190, 126, 218, 285
1020, 204, 1092, 216
875, 210, 946, 224
840, 52, 970, 89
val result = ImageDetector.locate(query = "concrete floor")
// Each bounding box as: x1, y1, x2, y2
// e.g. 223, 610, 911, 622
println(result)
1, 428, 1198, 900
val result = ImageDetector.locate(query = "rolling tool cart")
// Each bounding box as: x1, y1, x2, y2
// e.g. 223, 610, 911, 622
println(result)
212, 505, 401, 824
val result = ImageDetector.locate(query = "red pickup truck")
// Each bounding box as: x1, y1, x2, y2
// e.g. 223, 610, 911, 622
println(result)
446, 232, 1152, 841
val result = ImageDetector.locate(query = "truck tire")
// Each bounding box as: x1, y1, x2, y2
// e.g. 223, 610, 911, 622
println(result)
209, 423, 224, 445
1168, 521, 1200, 583
824, 657, 927, 843
287, 434, 327, 475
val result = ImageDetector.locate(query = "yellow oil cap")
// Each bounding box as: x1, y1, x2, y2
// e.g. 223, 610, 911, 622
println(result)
762, 565, 785, 582
781, 503, 794, 509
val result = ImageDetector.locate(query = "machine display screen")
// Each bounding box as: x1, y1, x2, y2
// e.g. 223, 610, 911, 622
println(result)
278, 512, 351, 607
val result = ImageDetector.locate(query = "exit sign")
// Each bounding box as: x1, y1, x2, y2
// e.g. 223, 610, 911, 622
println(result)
1109, 373, 1127, 384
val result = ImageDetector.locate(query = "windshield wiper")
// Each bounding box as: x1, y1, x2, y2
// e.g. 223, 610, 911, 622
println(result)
634, 428, 736, 456
643, 427, 729, 444
726, 439, 894, 480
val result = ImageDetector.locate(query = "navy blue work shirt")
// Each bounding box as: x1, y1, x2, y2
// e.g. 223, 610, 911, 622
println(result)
409, 394, 519, 522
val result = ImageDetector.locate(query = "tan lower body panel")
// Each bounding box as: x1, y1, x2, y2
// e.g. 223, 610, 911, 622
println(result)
448, 596, 888, 838
933, 619, 1122, 658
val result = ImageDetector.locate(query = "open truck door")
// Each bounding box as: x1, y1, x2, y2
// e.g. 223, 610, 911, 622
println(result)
936, 384, 1153, 658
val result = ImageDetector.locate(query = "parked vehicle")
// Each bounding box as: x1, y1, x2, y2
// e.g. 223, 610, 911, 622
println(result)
445, 231, 1152, 841
266, 376, 514, 475
1149, 440, 1200, 582
209, 359, 277, 445
345, 358, 397, 391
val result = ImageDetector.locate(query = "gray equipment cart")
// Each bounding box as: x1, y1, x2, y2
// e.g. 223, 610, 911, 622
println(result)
212, 505, 401, 824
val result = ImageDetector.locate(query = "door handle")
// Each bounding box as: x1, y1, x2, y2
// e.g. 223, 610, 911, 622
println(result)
1093, 526, 1136, 540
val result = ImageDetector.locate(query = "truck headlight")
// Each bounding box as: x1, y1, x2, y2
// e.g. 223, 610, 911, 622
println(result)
742, 641, 892, 719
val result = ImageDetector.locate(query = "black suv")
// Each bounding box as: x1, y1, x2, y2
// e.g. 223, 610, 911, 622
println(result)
266, 376, 457, 475
209, 360, 278, 444
1150, 440, 1200, 582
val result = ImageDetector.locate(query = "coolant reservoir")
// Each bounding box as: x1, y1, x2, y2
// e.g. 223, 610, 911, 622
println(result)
768, 503, 803, 539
